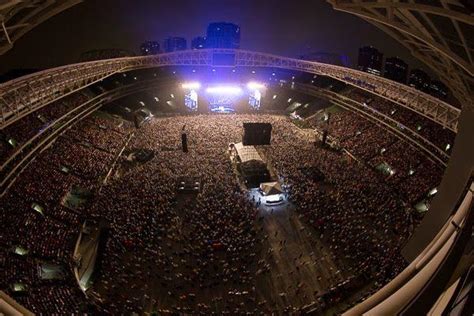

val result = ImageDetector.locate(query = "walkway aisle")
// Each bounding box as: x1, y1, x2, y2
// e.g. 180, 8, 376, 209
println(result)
255, 202, 349, 312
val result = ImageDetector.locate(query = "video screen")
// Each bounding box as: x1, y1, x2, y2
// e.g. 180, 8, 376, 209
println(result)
249, 90, 261, 110
185, 90, 198, 111
207, 86, 241, 113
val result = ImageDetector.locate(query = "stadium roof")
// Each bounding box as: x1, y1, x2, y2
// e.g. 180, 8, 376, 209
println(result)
0, 0, 82, 56
0, 290, 33, 315
328, 0, 474, 107
234, 142, 264, 163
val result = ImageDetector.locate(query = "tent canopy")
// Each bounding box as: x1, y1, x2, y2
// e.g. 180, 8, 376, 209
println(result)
260, 181, 283, 196
233, 142, 263, 163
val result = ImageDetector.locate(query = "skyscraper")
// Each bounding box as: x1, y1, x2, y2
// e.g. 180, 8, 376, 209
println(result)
163, 37, 187, 52
206, 22, 240, 49
357, 46, 383, 76
384, 57, 408, 84
191, 36, 206, 50
429, 80, 449, 100
408, 69, 430, 92
140, 41, 160, 55
300, 51, 350, 67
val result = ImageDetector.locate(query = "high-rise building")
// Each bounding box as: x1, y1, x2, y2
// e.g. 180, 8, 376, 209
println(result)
384, 57, 408, 84
408, 69, 430, 92
163, 37, 187, 52
357, 46, 383, 76
81, 49, 135, 61
429, 80, 449, 100
191, 36, 206, 50
206, 22, 240, 49
140, 41, 160, 55
300, 51, 350, 67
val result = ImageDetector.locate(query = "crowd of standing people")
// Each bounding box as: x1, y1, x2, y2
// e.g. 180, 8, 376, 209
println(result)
0, 89, 446, 313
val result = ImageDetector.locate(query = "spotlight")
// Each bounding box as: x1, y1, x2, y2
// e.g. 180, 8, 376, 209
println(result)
247, 82, 265, 90
206, 86, 242, 94
181, 82, 201, 90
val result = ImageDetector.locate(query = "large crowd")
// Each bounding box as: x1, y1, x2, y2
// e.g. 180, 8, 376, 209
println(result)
307, 107, 443, 204
0, 83, 447, 313
0, 109, 132, 314
267, 118, 413, 294
341, 89, 455, 153
0, 92, 93, 166
89, 115, 262, 313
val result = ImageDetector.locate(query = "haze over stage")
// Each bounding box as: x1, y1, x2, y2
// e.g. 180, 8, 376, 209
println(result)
1, 0, 472, 314
0, 40, 464, 316
0, 73, 453, 314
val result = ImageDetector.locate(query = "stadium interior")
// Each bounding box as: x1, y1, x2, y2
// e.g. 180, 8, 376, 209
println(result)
0, 64, 469, 314
0, 1, 473, 315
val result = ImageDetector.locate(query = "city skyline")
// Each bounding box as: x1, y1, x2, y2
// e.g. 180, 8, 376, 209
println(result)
0, 0, 429, 75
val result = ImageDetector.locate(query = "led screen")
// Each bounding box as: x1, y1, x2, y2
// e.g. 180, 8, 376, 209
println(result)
185, 90, 198, 111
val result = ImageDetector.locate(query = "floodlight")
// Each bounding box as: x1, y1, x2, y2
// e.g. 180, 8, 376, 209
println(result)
182, 82, 201, 90
206, 86, 242, 94
247, 82, 265, 90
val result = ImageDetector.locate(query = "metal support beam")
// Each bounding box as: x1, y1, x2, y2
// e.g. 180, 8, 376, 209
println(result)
1, 21, 11, 44
328, 0, 474, 109
0, 0, 82, 55
0, 49, 461, 132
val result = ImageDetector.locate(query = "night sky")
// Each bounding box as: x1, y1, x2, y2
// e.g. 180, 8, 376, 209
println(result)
0, 0, 426, 74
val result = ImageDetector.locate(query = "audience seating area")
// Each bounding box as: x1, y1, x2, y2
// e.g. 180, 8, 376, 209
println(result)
0, 78, 450, 314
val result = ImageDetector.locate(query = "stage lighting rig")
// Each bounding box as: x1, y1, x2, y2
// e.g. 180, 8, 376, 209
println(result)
181, 82, 201, 90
